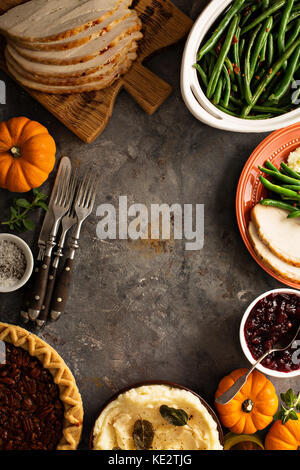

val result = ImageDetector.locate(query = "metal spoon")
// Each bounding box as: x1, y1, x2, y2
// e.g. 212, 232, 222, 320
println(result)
216, 324, 300, 405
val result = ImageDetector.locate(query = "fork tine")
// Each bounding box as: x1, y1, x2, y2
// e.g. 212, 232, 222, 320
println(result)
88, 175, 100, 209
54, 165, 66, 205
77, 172, 89, 207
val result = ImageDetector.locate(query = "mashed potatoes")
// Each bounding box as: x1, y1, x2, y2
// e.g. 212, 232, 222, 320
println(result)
92, 385, 222, 450
287, 147, 300, 172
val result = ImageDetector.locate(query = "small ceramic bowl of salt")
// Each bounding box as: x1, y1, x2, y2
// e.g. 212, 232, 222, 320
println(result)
0, 234, 33, 293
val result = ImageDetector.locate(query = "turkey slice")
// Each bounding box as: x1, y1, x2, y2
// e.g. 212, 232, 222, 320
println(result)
5, 47, 137, 85
6, 33, 141, 77
251, 204, 300, 267
13, 8, 132, 51
12, 13, 142, 64
0, 0, 131, 42
248, 221, 300, 283
6, 52, 134, 93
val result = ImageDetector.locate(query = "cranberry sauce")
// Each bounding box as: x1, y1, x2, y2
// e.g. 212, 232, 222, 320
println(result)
244, 293, 300, 373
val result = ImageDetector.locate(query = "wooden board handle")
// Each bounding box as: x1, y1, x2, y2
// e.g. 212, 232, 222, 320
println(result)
123, 62, 172, 115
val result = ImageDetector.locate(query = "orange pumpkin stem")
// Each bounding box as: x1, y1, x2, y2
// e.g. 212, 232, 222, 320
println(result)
242, 399, 254, 413
10, 146, 21, 158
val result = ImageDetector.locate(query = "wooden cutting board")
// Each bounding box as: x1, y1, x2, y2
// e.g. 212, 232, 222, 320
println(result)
0, 0, 193, 143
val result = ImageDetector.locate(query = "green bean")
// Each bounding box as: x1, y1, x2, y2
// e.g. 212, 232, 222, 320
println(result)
288, 10, 300, 22
241, 4, 257, 27
282, 185, 300, 190
260, 38, 267, 62
267, 33, 274, 68
241, 0, 285, 35
213, 77, 223, 104
278, 0, 295, 58
259, 175, 300, 199
270, 44, 300, 101
265, 160, 279, 171
207, 15, 240, 98
288, 210, 300, 218
233, 26, 244, 96
239, 37, 246, 61
197, 0, 246, 61
193, 63, 208, 87
259, 165, 300, 185
262, 0, 270, 10
253, 104, 288, 113
222, 65, 231, 107
286, 19, 300, 50
241, 36, 300, 116
250, 16, 273, 79
230, 95, 243, 106
216, 104, 238, 116
244, 24, 261, 105
280, 161, 300, 179
215, 106, 272, 118
260, 199, 297, 211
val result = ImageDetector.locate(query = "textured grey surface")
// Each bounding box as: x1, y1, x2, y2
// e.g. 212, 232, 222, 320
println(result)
0, 0, 299, 450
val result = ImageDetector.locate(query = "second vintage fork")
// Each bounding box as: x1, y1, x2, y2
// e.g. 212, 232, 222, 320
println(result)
50, 172, 99, 321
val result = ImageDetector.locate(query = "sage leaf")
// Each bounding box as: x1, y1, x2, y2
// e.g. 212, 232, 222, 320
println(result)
159, 405, 188, 426
132, 419, 154, 450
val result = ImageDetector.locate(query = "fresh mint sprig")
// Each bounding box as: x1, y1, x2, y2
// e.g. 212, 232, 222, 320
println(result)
1, 188, 48, 232
274, 389, 300, 425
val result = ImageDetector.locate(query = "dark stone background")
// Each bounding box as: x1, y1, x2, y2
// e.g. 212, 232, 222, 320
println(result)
0, 0, 298, 449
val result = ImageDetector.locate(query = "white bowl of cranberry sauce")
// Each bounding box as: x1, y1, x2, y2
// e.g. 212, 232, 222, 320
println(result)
240, 289, 300, 378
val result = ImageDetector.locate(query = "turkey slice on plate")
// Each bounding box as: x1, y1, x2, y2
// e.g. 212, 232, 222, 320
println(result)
13, 8, 132, 51
12, 12, 142, 64
248, 221, 300, 283
251, 204, 300, 267
0, 0, 131, 42
6, 32, 142, 78
6, 52, 134, 93
5, 47, 137, 86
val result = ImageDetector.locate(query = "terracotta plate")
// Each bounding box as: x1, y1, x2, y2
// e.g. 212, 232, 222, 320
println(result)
236, 123, 300, 289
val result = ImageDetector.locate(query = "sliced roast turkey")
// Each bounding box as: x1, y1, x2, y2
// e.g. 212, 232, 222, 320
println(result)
0, 0, 131, 42
248, 221, 300, 283
12, 13, 142, 65
6, 53, 134, 93
6, 32, 142, 78
251, 204, 300, 267
13, 8, 132, 51
5, 47, 137, 86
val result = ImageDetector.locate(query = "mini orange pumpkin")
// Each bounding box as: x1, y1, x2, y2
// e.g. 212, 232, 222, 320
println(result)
265, 415, 300, 450
215, 368, 278, 434
0, 116, 56, 193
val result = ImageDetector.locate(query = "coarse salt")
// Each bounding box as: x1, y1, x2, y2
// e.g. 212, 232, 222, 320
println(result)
0, 240, 27, 288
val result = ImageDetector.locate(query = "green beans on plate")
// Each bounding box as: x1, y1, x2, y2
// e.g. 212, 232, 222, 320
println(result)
194, 0, 300, 120
259, 160, 300, 218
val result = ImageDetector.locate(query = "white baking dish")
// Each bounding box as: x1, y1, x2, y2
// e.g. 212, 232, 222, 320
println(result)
181, 0, 300, 133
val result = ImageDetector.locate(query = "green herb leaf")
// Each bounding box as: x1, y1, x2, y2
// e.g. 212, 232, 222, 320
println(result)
159, 405, 188, 426
1, 189, 48, 233
22, 218, 35, 231
15, 198, 31, 209
36, 201, 49, 211
132, 419, 154, 450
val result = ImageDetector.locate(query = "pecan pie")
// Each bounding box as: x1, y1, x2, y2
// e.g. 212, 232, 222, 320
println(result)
0, 322, 83, 450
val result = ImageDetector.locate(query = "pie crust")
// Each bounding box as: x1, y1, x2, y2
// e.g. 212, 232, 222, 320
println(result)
0, 322, 83, 450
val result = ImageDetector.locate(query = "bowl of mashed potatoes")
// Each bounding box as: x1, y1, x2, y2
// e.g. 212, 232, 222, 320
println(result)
90, 381, 223, 450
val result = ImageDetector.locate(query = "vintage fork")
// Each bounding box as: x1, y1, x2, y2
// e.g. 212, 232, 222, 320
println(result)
50, 172, 100, 321
35, 173, 78, 327
28, 167, 73, 321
